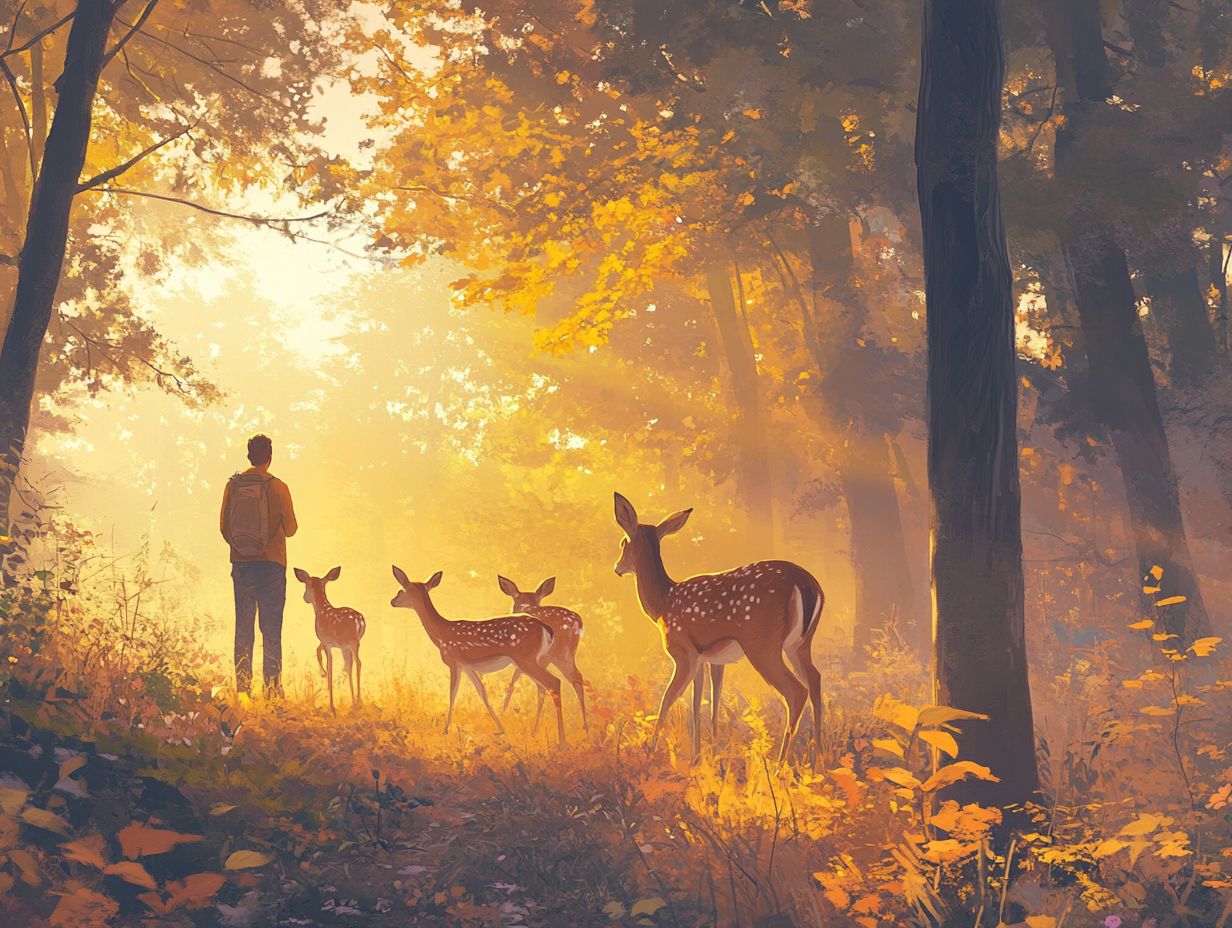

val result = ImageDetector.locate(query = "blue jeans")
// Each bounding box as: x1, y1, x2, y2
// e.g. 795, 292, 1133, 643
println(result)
232, 561, 286, 694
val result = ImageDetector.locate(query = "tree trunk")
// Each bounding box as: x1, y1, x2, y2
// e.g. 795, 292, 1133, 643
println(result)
1212, 216, 1230, 353
842, 435, 917, 654
916, 0, 1039, 807
704, 262, 775, 553
1060, 228, 1211, 636
1046, 0, 1211, 637
1144, 264, 1218, 388
0, 0, 116, 536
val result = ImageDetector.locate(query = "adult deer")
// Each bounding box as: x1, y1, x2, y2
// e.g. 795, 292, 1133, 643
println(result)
391, 567, 566, 744
496, 576, 587, 730
613, 493, 825, 763
293, 566, 365, 715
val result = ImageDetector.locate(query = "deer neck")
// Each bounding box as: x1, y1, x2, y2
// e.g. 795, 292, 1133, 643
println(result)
413, 594, 451, 643
310, 589, 333, 625
633, 537, 675, 620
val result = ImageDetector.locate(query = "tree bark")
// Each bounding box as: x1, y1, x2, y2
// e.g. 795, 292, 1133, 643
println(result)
704, 262, 775, 553
1046, 0, 1211, 637
841, 435, 917, 654
0, 0, 116, 535
1144, 264, 1218, 388
916, 0, 1039, 806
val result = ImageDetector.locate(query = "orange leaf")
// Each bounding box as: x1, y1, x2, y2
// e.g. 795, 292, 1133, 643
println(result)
117, 822, 202, 858
104, 860, 158, 889
61, 834, 108, 869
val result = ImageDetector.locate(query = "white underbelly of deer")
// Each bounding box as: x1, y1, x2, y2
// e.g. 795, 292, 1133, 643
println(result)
466, 656, 514, 673
701, 639, 745, 663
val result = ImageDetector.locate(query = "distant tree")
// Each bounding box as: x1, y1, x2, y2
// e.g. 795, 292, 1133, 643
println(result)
916, 0, 1039, 804
0, 0, 347, 536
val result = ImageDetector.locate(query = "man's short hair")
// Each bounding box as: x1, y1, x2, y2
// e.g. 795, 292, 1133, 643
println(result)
247, 433, 273, 466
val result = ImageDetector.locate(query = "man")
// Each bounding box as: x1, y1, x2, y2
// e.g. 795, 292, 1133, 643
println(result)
220, 433, 297, 696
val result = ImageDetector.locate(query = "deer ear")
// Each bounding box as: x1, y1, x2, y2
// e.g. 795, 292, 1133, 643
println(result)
614, 492, 638, 536
293, 567, 309, 583
426, 570, 443, 590
497, 575, 518, 597
535, 576, 555, 599
392, 565, 411, 587
324, 566, 341, 582
656, 508, 693, 538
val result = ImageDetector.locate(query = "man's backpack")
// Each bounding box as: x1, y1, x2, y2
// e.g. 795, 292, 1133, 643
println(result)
226, 473, 273, 557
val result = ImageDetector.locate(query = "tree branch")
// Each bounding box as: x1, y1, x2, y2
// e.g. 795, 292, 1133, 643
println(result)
117, 18, 275, 101
101, 0, 159, 69
2, 9, 75, 58
83, 185, 333, 225
0, 56, 35, 179
75, 121, 193, 192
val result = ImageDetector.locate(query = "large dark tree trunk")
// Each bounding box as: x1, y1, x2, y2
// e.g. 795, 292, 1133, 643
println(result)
0, 0, 115, 535
704, 262, 775, 553
1047, 0, 1211, 637
841, 436, 917, 654
916, 0, 1039, 806
1145, 263, 1218, 388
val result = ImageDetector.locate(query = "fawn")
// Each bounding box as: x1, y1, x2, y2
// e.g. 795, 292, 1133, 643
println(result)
293, 566, 365, 715
390, 567, 566, 744
496, 576, 587, 730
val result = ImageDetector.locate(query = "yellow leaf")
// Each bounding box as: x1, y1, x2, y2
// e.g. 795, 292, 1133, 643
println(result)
919, 729, 960, 758
916, 705, 988, 728
1152, 633, 1178, 641
1140, 706, 1174, 716
867, 766, 921, 789
872, 695, 919, 732
872, 738, 905, 758
224, 849, 276, 870
1156, 596, 1187, 607
1190, 637, 1221, 657
1149, 565, 1164, 580
631, 897, 667, 916
1093, 838, 1128, 857
1025, 917, 1057, 928
1119, 813, 1171, 836
1128, 620, 1154, 630
921, 762, 1000, 793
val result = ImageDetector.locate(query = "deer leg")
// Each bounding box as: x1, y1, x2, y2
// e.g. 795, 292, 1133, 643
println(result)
344, 650, 355, 707
517, 659, 564, 746
555, 653, 588, 731
690, 665, 705, 757
651, 650, 700, 756
354, 649, 363, 708
788, 642, 822, 763
444, 663, 461, 734
745, 647, 807, 765
467, 671, 505, 733
326, 648, 336, 717
316, 643, 328, 678
710, 664, 726, 742
500, 668, 523, 714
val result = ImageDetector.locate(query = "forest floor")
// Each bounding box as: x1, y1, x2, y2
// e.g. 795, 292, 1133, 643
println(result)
3, 604, 1230, 928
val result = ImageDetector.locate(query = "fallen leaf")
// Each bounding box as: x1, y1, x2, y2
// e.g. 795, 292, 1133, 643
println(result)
8, 847, 41, 884
0, 787, 28, 815
118, 822, 202, 858
21, 806, 71, 835
61, 834, 108, 869
104, 860, 158, 889
631, 896, 667, 916
209, 803, 238, 816
224, 849, 276, 869
49, 884, 118, 928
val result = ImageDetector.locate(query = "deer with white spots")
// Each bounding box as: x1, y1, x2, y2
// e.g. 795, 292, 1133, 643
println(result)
293, 566, 366, 716
390, 567, 566, 744
613, 492, 825, 763
496, 576, 587, 730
